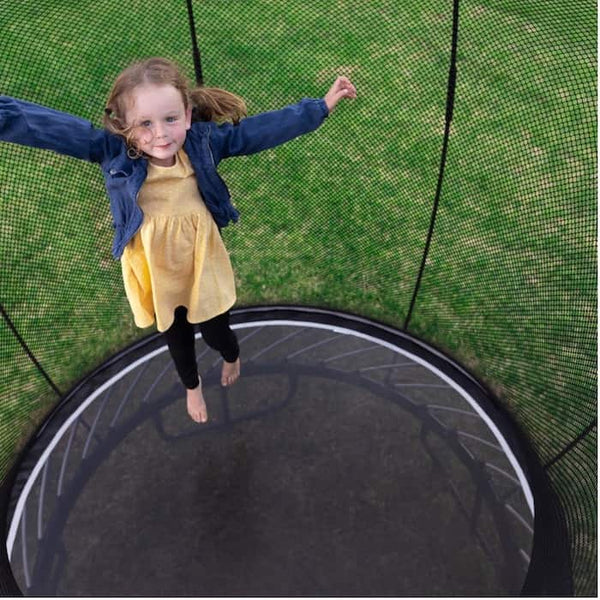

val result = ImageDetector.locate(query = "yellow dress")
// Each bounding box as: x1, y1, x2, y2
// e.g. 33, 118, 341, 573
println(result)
120, 149, 236, 332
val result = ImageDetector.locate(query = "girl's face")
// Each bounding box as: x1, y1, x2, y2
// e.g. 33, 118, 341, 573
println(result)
125, 83, 192, 167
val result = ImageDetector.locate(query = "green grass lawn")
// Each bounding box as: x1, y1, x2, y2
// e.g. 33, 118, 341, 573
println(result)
0, 0, 596, 591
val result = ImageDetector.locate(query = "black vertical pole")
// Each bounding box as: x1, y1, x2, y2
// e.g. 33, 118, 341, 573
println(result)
0, 303, 62, 397
185, 0, 204, 86
404, 0, 460, 331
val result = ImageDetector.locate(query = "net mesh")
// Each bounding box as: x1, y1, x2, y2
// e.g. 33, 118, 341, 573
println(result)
0, 0, 596, 594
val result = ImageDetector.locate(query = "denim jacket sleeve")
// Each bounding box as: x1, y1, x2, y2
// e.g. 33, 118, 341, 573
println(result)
0, 95, 117, 163
207, 97, 329, 164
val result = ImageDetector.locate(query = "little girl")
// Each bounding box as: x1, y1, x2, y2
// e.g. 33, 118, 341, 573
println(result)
0, 57, 357, 423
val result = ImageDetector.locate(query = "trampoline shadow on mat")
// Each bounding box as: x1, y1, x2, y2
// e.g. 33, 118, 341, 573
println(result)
6, 307, 534, 596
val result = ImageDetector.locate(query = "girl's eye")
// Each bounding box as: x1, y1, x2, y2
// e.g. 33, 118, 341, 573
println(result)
166, 116, 177, 123
140, 120, 152, 128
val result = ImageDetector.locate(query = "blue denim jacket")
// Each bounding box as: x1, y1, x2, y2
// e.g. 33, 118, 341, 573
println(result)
0, 95, 329, 258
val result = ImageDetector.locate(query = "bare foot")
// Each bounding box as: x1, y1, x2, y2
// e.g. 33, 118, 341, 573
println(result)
221, 358, 241, 387
186, 385, 208, 423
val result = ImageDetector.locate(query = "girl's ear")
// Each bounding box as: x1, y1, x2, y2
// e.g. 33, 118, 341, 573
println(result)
185, 106, 192, 130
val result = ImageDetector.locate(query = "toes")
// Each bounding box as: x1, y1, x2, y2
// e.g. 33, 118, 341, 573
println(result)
222, 374, 237, 387
193, 410, 207, 423
187, 403, 207, 423
221, 360, 241, 387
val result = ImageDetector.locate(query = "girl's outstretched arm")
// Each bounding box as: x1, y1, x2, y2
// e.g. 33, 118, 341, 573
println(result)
207, 97, 329, 164
207, 76, 356, 164
0, 96, 116, 163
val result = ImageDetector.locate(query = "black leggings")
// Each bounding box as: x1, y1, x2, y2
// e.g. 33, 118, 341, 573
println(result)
163, 306, 239, 389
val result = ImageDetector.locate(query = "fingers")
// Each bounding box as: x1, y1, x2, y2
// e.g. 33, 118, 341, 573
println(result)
324, 75, 357, 113
337, 75, 353, 87
334, 76, 357, 98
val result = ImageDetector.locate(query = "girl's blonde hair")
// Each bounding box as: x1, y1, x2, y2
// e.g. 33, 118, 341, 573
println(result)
103, 57, 247, 156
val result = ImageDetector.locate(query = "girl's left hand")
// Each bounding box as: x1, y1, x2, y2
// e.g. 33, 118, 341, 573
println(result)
324, 76, 357, 113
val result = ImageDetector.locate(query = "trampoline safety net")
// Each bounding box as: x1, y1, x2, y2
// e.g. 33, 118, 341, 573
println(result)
0, 0, 596, 596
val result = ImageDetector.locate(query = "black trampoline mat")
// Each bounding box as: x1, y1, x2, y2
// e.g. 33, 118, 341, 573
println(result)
7, 309, 534, 596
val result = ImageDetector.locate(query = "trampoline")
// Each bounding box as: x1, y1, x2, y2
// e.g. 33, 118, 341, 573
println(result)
6, 307, 536, 596
0, 0, 596, 596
